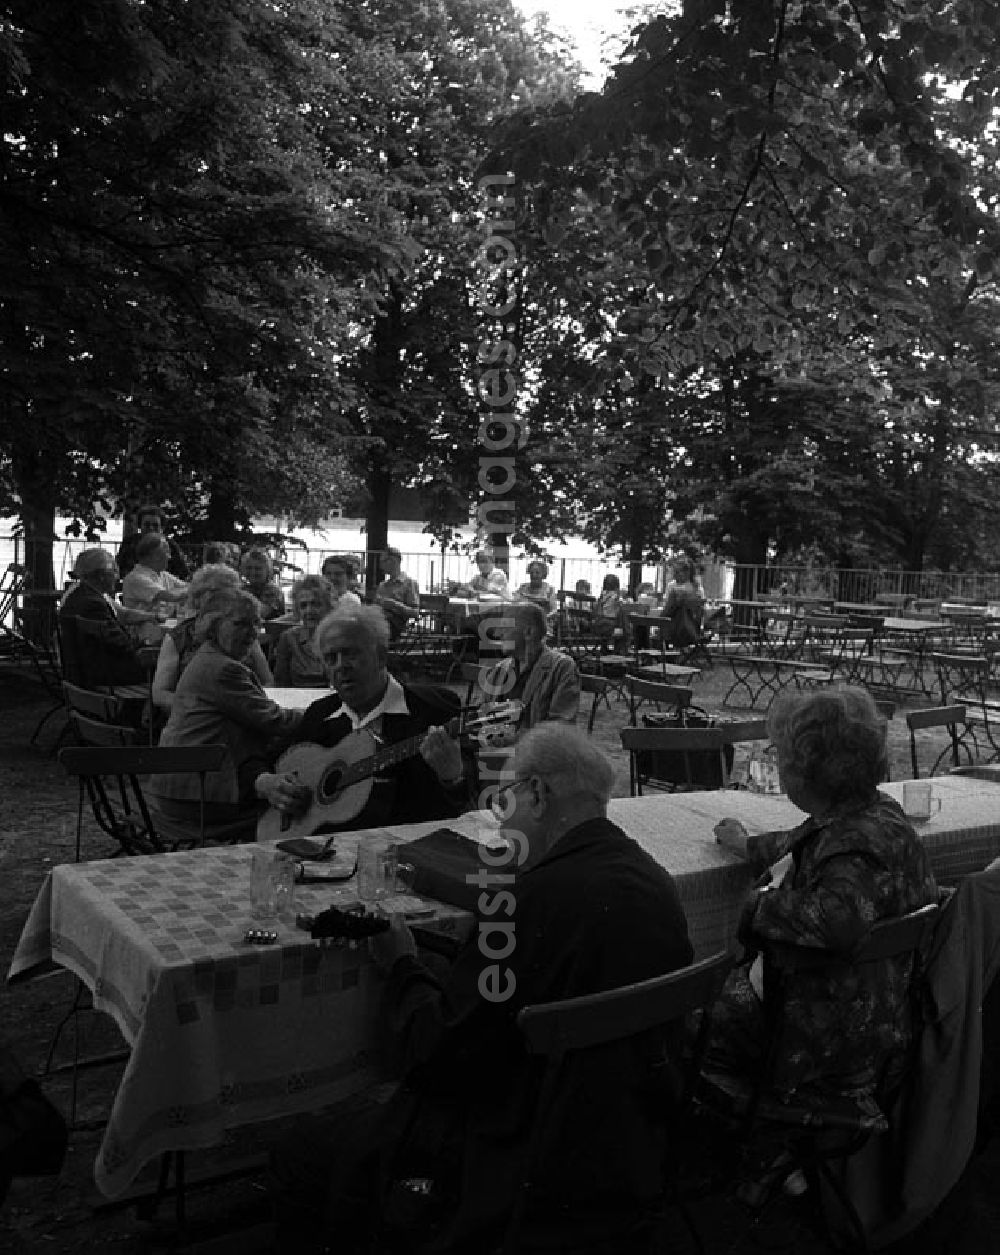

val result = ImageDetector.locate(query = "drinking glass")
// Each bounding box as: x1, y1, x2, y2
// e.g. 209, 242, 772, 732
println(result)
903, 782, 942, 822
250, 848, 278, 919
356, 844, 415, 902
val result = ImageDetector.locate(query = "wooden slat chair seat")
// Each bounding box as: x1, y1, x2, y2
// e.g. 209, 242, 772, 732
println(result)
794, 613, 852, 665
906, 704, 976, 778
625, 675, 698, 728
497, 951, 733, 1255
698, 903, 940, 1249
620, 719, 770, 795
59, 715, 247, 857
932, 653, 1000, 762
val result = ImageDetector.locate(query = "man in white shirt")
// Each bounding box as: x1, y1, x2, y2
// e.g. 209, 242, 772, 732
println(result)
121, 534, 188, 612
255, 603, 474, 830
320, 555, 363, 608
460, 548, 509, 598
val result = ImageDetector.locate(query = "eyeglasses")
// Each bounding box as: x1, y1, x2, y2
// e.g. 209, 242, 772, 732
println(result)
490, 776, 547, 817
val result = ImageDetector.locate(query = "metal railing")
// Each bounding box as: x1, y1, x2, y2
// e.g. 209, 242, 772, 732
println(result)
0, 531, 664, 633
727, 565, 1000, 606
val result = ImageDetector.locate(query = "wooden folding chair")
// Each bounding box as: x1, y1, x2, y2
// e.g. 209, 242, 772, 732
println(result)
579, 672, 611, 733
625, 675, 697, 727
620, 720, 770, 795
906, 704, 975, 778
501, 951, 733, 1255
59, 728, 235, 858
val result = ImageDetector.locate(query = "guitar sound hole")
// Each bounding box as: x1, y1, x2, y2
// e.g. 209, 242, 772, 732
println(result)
317, 768, 344, 805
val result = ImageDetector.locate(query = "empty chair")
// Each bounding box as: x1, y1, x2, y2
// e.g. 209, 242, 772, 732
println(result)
906, 704, 974, 778
60, 684, 250, 856
625, 675, 697, 727
503, 951, 733, 1255
620, 719, 770, 795
58, 728, 245, 858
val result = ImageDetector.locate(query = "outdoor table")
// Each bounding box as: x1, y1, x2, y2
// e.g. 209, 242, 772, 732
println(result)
834, 602, 886, 616
264, 685, 331, 711
10, 774, 1000, 1198
880, 617, 945, 695
445, 595, 507, 626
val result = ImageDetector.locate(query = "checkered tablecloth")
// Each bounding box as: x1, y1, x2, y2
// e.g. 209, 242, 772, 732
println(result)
8, 775, 1000, 1198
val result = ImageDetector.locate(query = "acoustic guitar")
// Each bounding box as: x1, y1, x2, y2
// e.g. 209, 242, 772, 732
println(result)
257, 701, 521, 842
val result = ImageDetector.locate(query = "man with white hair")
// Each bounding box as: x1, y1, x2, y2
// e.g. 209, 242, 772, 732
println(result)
269, 725, 692, 1253
256, 601, 474, 829
478, 599, 580, 736
58, 548, 149, 688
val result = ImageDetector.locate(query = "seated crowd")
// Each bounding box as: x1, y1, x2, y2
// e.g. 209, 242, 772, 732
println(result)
265, 686, 939, 1252
52, 525, 949, 1250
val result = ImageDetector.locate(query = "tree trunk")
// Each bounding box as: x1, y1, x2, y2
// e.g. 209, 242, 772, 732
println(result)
366, 459, 391, 593
624, 528, 645, 599
364, 285, 404, 586
10, 439, 57, 644
206, 480, 237, 542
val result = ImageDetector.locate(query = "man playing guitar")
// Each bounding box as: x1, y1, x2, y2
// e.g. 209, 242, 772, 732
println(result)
255, 603, 475, 833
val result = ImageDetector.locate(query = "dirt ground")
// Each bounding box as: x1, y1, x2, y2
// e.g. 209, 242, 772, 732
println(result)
0, 658, 996, 1254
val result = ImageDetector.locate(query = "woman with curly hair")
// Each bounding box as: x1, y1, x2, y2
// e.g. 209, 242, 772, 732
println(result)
147, 588, 300, 833
710, 686, 938, 1096
272, 574, 332, 688
151, 564, 272, 711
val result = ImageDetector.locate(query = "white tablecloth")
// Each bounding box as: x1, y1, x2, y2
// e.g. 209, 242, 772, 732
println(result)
264, 686, 331, 711
9, 775, 1000, 1197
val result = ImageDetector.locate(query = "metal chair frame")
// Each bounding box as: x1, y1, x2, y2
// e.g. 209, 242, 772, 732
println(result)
906, 704, 976, 778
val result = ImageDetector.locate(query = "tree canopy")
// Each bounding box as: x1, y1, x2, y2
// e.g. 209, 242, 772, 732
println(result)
5, 0, 1000, 590
482, 0, 1000, 573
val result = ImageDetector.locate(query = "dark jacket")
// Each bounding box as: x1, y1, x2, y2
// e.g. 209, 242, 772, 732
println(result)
276, 683, 476, 829
480, 647, 580, 730
58, 582, 145, 687
381, 817, 694, 1245
149, 641, 299, 807
739, 791, 938, 1092
661, 582, 705, 648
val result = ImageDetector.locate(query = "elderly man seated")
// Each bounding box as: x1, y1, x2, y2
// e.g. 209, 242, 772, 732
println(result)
477, 600, 580, 739
256, 602, 475, 831
268, 724, 693, 1254
373, 546, 420, 642
455, 547, 509, 599
58, 548, 151, 690
121, 533, 188, 613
